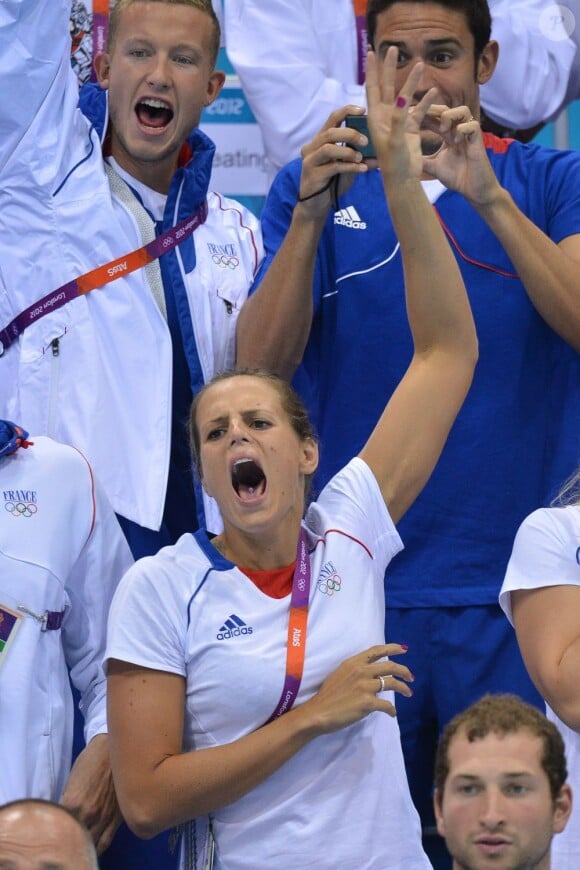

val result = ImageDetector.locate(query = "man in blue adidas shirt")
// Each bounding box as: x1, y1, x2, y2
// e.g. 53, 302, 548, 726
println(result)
236, 1, 580, 866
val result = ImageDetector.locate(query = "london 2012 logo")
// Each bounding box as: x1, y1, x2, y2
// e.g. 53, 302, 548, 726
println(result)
3, 489, 38, 518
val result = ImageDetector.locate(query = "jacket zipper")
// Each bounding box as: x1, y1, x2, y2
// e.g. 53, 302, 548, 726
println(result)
47, 337, 60, 436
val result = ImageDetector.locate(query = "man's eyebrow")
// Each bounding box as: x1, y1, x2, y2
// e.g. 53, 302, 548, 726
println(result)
379, 37, 463, 50
451, 771, 535, 783
122, 37, 201, 54
501, 772, 536, 780
172, 43, 201, 54
451, 773, 481, 783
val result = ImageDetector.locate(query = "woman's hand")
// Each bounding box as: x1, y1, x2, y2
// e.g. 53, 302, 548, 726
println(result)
366, 46, 436, 187
299, 643, 414, 734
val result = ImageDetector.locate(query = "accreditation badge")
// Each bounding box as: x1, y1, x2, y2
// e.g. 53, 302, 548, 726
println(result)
0, 603, 23, 670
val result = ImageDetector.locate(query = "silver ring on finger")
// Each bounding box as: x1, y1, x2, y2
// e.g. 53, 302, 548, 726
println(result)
377, 674, 386, 693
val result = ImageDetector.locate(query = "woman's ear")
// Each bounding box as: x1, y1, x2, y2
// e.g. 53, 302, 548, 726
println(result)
300, 437, 319, 477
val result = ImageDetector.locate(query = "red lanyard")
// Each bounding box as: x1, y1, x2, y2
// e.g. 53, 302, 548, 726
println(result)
353, 0, 368, 85
265, 528, 311, 722
0, 201, 207, 356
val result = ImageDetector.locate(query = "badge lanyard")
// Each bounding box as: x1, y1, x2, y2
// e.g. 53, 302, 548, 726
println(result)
265, 528, 311, 723
353, 0, 368, 85
0, 201, 208, 356
91, 0, 110, 77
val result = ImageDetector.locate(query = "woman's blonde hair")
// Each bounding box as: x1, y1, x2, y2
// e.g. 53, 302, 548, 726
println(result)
552, 468, 580, 507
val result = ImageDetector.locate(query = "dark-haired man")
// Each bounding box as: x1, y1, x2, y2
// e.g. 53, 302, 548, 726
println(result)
434, 695, 573, 870
236, 1, 580, 865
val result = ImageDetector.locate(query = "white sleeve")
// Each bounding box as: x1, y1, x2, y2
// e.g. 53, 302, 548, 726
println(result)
223, 0, 366, 171
62, 466, 134, 745
106, 554, 191, 680
499, 508, 578, 624
481, 0, 576, 128
0, 0, 76, 173
310, 457, 404, 570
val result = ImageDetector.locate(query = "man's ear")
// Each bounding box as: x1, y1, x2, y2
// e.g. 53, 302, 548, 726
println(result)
552, 784, 573, 834
477, 40, 499, 85
204, 70, 226, 107
433, 788, 446, 837
93, 51, 111, 89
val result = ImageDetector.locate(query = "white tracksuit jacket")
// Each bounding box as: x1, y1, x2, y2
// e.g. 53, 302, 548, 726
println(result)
0, 435, 133, 803
0, 0, 263, 531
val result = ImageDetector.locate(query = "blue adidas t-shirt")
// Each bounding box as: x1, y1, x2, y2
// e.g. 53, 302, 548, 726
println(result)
254, 135, 580, 607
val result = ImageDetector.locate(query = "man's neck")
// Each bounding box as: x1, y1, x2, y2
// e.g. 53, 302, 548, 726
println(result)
109, 143, 177, 195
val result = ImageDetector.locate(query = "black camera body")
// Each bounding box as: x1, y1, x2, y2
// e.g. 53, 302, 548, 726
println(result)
344, 114, 376, 158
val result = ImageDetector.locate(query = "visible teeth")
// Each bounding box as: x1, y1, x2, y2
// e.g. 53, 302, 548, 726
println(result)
140, 98, 170, 109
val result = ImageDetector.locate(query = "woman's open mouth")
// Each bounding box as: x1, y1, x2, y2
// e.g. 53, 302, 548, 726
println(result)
231, 458, 267, 501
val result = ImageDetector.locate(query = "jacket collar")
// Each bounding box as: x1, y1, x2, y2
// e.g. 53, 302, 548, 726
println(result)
78, 82, 216, 212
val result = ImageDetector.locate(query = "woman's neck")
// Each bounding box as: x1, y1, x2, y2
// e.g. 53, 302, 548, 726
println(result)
213, 521, 303, 571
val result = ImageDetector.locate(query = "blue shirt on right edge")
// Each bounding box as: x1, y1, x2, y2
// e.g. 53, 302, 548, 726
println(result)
253, 134, 580, 608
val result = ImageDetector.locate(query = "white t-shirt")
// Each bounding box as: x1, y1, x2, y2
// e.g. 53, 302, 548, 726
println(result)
500, 505, 580, 869
107, 458, 430, 869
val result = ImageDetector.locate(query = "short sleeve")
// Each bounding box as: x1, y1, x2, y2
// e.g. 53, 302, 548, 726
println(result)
106, 555, 189, 677
499, 507, 580, 623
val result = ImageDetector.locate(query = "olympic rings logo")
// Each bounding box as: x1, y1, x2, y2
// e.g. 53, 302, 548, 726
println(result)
4, 501, 38, 518
212, 254, 239, 269
318, 574, 342, 596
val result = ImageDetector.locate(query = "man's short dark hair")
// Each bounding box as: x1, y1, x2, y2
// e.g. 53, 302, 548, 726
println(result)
434, 694, 568, 802
366, 0, 492, 62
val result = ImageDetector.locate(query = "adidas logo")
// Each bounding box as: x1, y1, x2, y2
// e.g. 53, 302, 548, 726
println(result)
334, 206, 367, 229
216, 613, 254, 640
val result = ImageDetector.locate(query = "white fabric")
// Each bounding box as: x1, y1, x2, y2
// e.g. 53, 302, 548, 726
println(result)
222, 0, 578, 177
108, 157, 168, 223
500, 506, 580, 869
223, 0, 366, 176
0, 435, 133, 803
0, 0, 263, 530
107, 457, 430, 869
482, 0, 579, 128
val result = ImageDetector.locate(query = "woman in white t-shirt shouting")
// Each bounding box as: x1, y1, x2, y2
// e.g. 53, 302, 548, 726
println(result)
105, 48, 479, 869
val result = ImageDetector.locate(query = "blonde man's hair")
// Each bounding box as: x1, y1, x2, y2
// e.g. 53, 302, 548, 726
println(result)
107, 0, 221, 68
